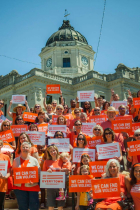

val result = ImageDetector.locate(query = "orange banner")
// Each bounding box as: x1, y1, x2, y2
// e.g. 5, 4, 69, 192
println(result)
112, 119, 132, 133
23, 112, 38, 122
133, 98, 140, 108
115, 115, 132, 121
11, 125, 28, 137
69, 175, 93, 192
127, 141, 140, 156
129, 123, 140, 136
89, 161, 107, 177
86, 136, 104, 149
37, 123, 48, 134
13, 167, 38, 184
89, 115, 107, 124
92, 177, 121, 199
46, 84, 60, 94
0, 130, 15, 142
52, 115, 58, 124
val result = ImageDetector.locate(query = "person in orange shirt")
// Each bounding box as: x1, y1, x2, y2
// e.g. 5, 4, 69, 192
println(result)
15, 132, 39, 161
43, 145, 65, 210
0, 100, 4, 117
0, 140, 11, 210
13, 142, 40, 210
130, 163, 140, 210
82, 101, 94, 117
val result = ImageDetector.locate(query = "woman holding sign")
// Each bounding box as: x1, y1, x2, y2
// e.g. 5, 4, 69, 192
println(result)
0, 120, 16, 150
95, 128, 122, 162
13, 142, 40, 210
7, 102, 29, 125
0, 140, 11, 210
95, 159, 130, 210
130, 163, 140, 210
43, 144, 65, 210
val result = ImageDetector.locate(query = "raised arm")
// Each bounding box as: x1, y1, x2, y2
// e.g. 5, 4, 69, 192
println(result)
43, 92, 48, 110
76, 97, 79, 108
7, 100, 13, 118
25, 100, 30, 112
110, 89, 115, 104
60, 90, 64, 105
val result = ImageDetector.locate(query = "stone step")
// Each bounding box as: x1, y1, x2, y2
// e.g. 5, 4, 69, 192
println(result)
4, 197, 76, 209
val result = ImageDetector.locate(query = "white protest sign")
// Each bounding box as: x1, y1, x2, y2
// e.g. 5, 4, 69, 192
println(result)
111, 101, 127, 111
73, 148, 95, 162
0, 161, 8, 176
96, 143, 120, 160
26, 131, 45, 145
48, 138, 70, 152
77, 91, 95, 102
81, 123, 96, 135
47, 125, 66, 137
40, 172, 65, 188
12, 95, 26, 104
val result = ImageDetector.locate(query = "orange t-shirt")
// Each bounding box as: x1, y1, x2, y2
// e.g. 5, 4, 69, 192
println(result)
0, 110, 4, 117
62, 161, 72, 171
43, 159, 63, 172
0, 153, 11, 192
13, 157, 40, 191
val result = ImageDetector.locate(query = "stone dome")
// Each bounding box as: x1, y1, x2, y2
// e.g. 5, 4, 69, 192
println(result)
46, 20, 88, 46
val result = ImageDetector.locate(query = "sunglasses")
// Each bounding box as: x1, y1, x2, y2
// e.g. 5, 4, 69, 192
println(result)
94, 128, 101, 131
135, 134, 140, 137
3, 124, 10, 127
94, 109, 100, 111
75, 124, 81, 126
75, 112, 80, 114
55, 134, 63, 137
105, 132, 112, 135
77, 138, 84, 141
57, 108, 62, 110
0, 103, 4, 105
17, 119, 22, 121
119, 108, 125, 110
64, 107, 68, 109
35, 106, 40, 108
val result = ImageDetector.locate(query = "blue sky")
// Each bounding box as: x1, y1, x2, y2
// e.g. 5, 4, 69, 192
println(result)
0, 0, 140, 76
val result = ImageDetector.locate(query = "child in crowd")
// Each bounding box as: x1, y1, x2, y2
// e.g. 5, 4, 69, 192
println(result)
77, 153, 91, 174
75, 165, 93, 210
56, 152, 72, 200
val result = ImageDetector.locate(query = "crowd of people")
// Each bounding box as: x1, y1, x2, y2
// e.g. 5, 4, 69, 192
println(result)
0, 89, 140, 210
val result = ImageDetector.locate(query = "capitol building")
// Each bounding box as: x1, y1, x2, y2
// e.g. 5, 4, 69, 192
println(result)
0, 20, 140, 118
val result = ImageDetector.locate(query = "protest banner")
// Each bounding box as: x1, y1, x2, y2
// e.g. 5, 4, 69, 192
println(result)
69, 175, 93, 192
112, 119, 132, 133
77, 91, 94, 102
26, 131, 45, 145
47, 125, 66, 136
1, 143, 14, 153
0, 130, 15, 142
127, 141, 140, 156
40, 172, 65, 188
73, 148, 95, 162
101, 110, 107, 115
37, 123, 48, 134
92, 177, 121, 199
11, 125, 28, 137
46, 84, 60, 94
48, 138, 70, 152
89, 161, 107, 177
0, 161, 8, 176
81, 123, 96, 135
96, 143, 120, 160
86, 136, 104, 149
89, 115, 107, 124
129, 123, 140, 136
111, 101, 127, 111
13, 167, 38, 184
23, 112, 38, 123
12, 95, 26, 104
133, 98, 140, 108
52, 115, 58, 124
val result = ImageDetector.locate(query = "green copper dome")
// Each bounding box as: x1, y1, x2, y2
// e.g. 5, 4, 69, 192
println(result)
46, 20, 88, 46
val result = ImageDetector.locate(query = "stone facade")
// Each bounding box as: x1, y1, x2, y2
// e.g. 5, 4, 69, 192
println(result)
0, 20, 140, 119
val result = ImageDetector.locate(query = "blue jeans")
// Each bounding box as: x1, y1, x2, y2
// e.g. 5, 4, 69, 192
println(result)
14, 190, 39, 210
